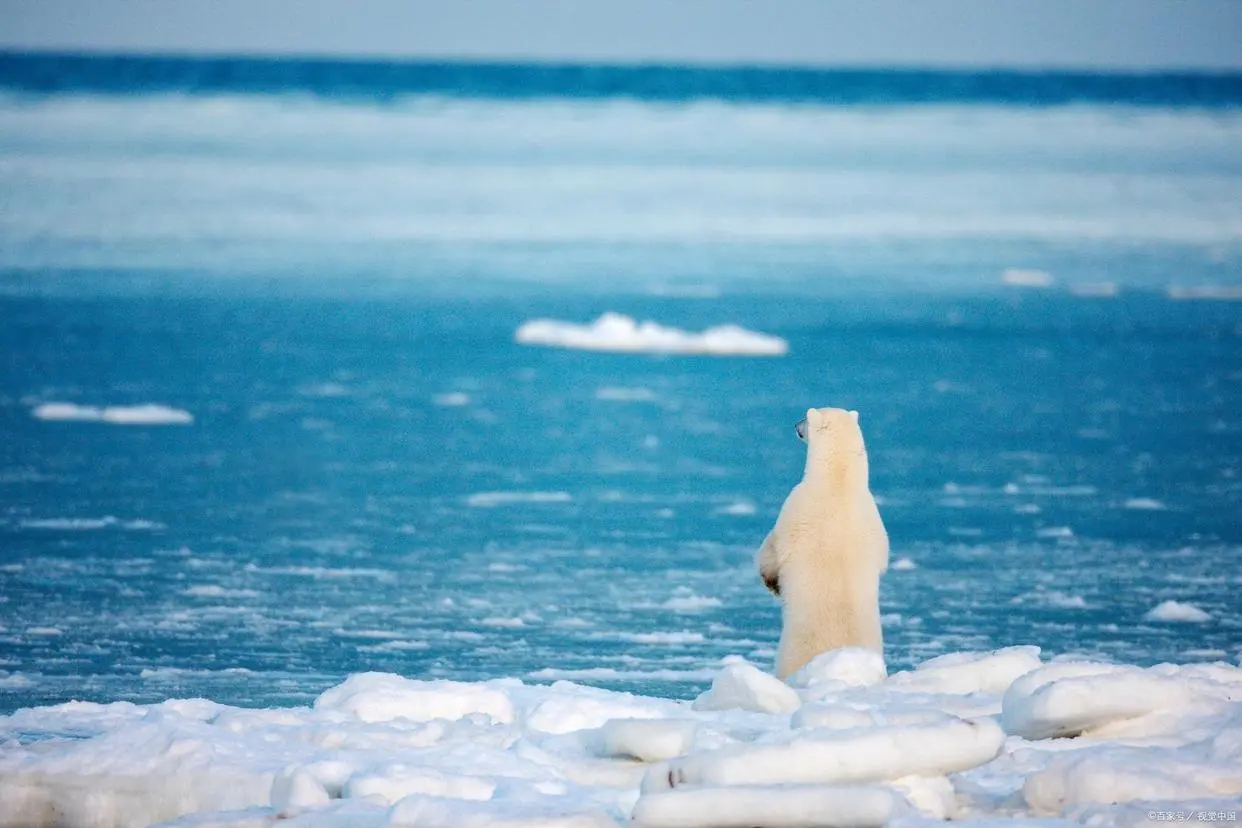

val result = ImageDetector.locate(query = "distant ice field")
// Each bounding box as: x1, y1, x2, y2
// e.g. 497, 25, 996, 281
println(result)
2, 292, 1240, 712
2, 93, 1241, 294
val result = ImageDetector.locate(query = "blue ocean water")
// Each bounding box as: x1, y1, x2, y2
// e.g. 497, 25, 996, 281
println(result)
1, 55, 1241, 713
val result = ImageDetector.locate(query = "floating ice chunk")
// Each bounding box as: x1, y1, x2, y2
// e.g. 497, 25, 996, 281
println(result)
597, 719, 698, 762
465, 491, 572, 508
298, 382, 350, 398
621, 632, 705, 645
515, 313, 788, 357
713, 500, 757, 516
660, 593, 722, 612
692, 659, 801, 714
29, 402, 103, 421
314, 673, 514, 725
594, 386, 657, 402
99, 403, 193, 425
1000, 662, 1196, 740
1145, 600, 1211, 623
891, 557, 917, 571
659, 716, 1004, 787
344, 765, 495, 804
887, 646, 1042, 695
184, 585, 261, 599
432, 392, 471, 407
20, 516, 119, 530
25, 627, 63, 637
0, 673, 33, 689
1002, 268, 1054, 288
786, 648, 887, 692
631, 783, 901, 828
31, 402, 194, 425
1167, 284, 1242, 300
1123, 497, 1166, 510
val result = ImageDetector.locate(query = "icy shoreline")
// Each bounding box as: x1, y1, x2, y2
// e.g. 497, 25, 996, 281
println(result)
1, 646, 1240, 828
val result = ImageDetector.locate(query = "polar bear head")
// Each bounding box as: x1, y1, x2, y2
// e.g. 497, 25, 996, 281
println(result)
796, 407, 867, 480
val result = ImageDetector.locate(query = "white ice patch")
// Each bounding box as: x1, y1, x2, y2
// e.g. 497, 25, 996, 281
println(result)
313, 672, 515, 725
183, 585, 260, 599
632, 784, 901, 828
1145, 600, 1212, 623
713, 500, 757, 516
4, 649, 1241, 828
786, 648, 888, 692
432, 391, 472, 407
19, 516, 164, 531
692, 659, 801, 714
1123, 497, 1167, 510
891, 557, 917, 571
887, 646, 1043, 696
1002, 268, 1054, 288
998, 661, 1242, 741
1167, 284, 1242, 300
657, 716, 1005, 787
594, 386, 658, 402
1068, 281, 1120, 297
515, 313, 788, 357
31, 402, 193, 425
597, 718, 698, 762
621, 632, 706, 645
660, 593, 723, 612
465, 491, 573, 508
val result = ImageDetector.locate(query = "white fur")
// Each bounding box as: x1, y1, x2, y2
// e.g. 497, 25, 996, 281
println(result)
757, 407, 889, 679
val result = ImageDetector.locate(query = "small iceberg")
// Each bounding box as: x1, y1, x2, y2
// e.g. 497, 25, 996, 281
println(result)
515, 313, 788, 356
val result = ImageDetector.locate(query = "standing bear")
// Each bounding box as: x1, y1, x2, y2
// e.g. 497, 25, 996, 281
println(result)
756, 407, 889, 679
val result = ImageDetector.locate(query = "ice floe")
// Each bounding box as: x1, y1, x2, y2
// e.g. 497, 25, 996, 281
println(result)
431, 391, 472, 407
1145, 600, 1213, 623
2, 646, 1241, 828
465, 491, 573, 508
30, 402, 193, 425
514, 313, 788, 356
1068, 281, 1120, 298
1001, 268, 1054, 288
1167, 284, 1242, 301
18, 516, 165, 531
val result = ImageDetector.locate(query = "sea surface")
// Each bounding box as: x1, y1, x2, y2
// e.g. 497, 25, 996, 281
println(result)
1, 54, 1240, 713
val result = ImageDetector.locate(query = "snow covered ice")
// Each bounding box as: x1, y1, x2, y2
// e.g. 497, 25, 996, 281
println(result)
515, 313, 788, 356
29, 402, 193, 426
3, 646, 1241, 828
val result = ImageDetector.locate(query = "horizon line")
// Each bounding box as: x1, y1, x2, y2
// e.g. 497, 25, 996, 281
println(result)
3, 47, 1242, 79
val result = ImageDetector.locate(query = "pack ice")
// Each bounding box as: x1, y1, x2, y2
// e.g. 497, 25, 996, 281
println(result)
2, 645, 1241, 827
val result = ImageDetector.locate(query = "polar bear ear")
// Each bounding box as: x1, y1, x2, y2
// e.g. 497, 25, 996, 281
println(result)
849, 410, 859, 423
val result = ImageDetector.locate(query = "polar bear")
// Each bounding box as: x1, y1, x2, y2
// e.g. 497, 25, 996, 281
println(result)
757, 407, 889, 679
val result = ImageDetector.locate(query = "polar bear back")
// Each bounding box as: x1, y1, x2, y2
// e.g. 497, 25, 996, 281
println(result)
758, 407, 888, 679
